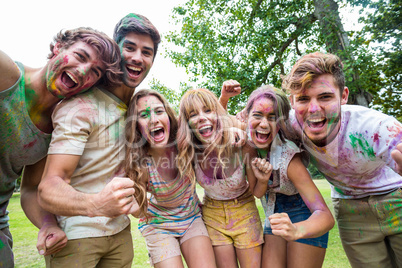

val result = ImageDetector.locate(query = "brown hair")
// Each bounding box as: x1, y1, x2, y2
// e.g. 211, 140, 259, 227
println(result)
48, 27, 122, 87
282, 52, 345, 95
124, 89, 178, 218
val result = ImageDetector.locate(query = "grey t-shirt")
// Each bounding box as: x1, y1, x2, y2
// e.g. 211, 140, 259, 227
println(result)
0, 62, 51, 228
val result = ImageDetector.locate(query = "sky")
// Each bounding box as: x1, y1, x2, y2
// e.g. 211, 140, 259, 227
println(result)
1, 0, 190, 90
1, 1, 362, 91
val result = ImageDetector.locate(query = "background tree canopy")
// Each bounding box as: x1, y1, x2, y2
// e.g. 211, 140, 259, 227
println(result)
153, 0, 400, 120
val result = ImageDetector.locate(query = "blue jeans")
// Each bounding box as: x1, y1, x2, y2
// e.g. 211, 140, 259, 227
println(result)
263, 193, 329, 248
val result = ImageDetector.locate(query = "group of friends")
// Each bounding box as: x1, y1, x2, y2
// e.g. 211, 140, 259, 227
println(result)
0, 12, 401, 268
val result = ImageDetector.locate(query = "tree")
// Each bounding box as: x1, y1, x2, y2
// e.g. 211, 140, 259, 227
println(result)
166, 0, 397, 115
351, 0, 402, 120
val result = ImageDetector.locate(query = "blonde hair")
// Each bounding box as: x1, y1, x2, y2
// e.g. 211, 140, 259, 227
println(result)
177, 88, 233, 185
124, 89, 178, 218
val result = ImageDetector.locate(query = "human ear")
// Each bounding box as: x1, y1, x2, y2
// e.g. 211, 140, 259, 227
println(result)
341, 87, 349, 105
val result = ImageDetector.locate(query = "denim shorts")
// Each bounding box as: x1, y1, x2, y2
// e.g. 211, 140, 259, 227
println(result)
263, 193, 329, 248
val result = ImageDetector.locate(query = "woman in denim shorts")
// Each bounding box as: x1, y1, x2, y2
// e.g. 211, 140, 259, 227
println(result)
243, 85, 335, 268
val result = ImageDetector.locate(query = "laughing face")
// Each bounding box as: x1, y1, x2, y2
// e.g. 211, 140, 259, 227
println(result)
137, 95, 170, 149
118, 32, 154, 88
291, 74, 349, 147
248, 97, 278, 149
187, 102, 218, 145
46, 41, 105, 98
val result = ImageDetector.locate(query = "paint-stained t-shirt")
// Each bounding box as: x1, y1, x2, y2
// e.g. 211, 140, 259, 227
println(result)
0, 62, 51, 228
290, 105, 402, 199
48, 87, 130, 239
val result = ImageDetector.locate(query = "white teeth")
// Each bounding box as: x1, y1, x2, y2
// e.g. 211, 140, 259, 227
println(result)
257, 130, 269, 134
200, 125, 211, 131
150, 127, 162, 133
308, 118, 325, 123
66, 72, 77, 83
127, 66, 141, 71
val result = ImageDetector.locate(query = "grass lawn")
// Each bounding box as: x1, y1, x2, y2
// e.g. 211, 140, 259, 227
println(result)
9, 180, 350, 267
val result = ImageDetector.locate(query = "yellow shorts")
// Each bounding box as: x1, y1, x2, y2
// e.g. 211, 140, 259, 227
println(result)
202, 191, 264, 249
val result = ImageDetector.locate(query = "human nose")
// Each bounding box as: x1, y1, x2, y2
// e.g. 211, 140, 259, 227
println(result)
130, 50, 143, 64
260, 117, 270, 128
307, 99, 321, 113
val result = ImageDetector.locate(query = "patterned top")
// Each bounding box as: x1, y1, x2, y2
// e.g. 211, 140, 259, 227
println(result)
0, 62, 51, 228
138, 159, 201, 237
195, 159, 249, 200
258, 136, 304, 227
289, 105, 402, 199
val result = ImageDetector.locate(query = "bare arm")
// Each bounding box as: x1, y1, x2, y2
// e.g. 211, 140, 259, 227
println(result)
0, 50, 21, 92
269, 154, 335, 241
219, 79, 241, 110
20, 157, 67, 256
38, 154, 136, 217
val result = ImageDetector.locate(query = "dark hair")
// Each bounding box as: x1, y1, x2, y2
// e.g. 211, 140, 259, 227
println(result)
282, 52, 345, 95
245, 85, 292, 142
113, 13, 161, 61
48, 27, 122, 87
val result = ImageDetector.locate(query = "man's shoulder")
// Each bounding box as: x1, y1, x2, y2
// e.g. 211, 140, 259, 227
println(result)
342, 104, 395, 122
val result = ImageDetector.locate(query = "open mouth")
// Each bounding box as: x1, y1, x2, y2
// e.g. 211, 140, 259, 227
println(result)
150, 127, 166, 142
127, 65, 142, 77
199, 125, 213, 137
61, 71, 78, 88
255, 129, 270, 143
307, 118, 327, 129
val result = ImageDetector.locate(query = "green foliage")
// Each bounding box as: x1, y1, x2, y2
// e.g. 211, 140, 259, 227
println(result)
349, 0, 402, 119
167, 0, 324, 114
166, 0, 399, 116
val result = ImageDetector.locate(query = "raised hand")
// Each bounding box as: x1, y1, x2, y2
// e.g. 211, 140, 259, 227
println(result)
251, 157, 273, 184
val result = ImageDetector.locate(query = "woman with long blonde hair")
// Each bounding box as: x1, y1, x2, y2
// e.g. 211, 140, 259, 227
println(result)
124, 89, 215, 268
177, 88, 265, 268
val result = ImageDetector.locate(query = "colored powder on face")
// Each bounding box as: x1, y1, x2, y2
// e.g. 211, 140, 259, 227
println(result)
349, 133, 376, 160
0, 239, 4, 249
145, 107, 151, 118
63, 55, 69, 64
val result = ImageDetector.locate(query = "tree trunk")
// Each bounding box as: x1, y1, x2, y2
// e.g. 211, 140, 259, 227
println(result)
313, 0, 371, 107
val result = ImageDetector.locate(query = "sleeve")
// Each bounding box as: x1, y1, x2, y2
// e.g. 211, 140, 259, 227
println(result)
373, 115, 402, 173
48, 97, 96, 156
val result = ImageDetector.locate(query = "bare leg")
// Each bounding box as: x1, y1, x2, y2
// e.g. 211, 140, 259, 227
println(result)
287, 241, 326, 268
236, 245, 262, 268
154, 255, 185, 268
261, 234, 287, 268
213, 244, 239, 268
181, 236, 217, 268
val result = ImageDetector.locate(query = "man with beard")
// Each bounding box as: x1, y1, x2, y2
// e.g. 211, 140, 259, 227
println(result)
0, 27, 121, 267
283, 52, 402, 268
38, 13, 160, 267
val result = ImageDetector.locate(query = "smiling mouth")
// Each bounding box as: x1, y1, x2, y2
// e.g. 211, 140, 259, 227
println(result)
255, 130, 270, 142
127, 65, 142, 77
307, 118, 327, 129
199, 125, 213, 137
150, 127, 165, 142
61, 72, 78, 88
